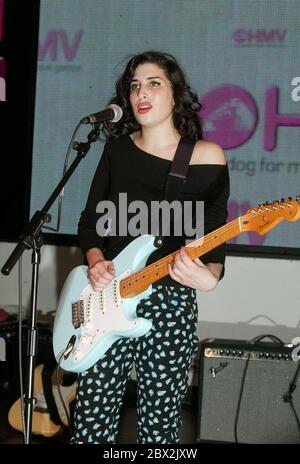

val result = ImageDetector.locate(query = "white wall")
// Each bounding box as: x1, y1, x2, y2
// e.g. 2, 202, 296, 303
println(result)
0, 242, 299, 344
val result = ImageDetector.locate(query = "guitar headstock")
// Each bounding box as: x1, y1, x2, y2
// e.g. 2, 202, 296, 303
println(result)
240, 196, 300, 235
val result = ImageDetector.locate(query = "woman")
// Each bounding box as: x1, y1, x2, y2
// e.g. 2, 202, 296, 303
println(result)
71, 50, 229, 444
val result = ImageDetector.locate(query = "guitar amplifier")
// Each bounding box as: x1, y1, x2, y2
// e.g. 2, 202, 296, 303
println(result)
197, 338, 300, 444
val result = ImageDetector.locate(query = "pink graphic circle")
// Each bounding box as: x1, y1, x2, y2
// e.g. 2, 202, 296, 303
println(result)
199, 84, 258, 149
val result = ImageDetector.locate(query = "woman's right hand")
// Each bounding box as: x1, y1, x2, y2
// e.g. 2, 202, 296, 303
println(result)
88, 259, 115, 291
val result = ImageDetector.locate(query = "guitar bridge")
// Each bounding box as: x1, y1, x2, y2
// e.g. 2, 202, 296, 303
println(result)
72, 300, 84, 329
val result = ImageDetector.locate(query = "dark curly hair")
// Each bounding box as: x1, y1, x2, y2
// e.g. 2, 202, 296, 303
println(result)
101, 50, 203, 141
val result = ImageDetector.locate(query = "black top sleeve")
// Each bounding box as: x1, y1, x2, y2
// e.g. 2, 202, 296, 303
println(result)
77, 143, 111, 256
201, 164, 230, 280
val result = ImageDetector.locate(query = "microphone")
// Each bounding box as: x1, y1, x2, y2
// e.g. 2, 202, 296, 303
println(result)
80, 104, 123, 124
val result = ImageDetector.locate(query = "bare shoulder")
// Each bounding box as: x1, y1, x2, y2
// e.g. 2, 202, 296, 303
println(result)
191, 140, 226, 165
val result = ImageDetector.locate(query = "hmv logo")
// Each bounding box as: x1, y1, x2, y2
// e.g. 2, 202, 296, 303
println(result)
38, 29, 84, 61
233, 29, 287, 46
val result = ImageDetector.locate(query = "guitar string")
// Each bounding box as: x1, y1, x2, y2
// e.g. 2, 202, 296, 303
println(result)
120, 204, 292, 293
78, 204, 292, 304
120, 218, 241, 292
78, 217, 241, 305
81, 208, 280, 302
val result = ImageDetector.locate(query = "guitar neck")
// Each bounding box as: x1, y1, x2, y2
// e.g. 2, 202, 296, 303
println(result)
120, 217, 241, 298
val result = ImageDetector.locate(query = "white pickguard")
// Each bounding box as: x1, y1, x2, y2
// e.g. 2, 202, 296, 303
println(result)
72, 269, 137, 362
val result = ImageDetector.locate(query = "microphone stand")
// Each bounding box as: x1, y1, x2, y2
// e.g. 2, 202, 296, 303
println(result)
1, 124, 100, 444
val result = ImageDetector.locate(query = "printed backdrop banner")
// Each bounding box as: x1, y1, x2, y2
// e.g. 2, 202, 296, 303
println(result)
30, 0, 300, 248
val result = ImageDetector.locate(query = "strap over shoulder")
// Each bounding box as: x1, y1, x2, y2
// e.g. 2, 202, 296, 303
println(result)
154, 138, 196, 247
169, 138, 196, 178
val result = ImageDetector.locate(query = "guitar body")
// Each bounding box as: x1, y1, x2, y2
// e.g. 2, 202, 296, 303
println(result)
53, 234, 156, 373
8, 364, 76, 438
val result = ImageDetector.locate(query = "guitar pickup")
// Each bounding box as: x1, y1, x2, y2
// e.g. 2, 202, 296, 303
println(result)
72, 300, 84, 329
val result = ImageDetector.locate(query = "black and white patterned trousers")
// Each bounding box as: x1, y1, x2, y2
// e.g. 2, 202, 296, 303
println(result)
70, 284, 199, 444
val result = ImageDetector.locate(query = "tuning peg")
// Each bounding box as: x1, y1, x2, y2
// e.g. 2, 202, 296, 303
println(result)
296, 195, 300, 202
288, 196, 293, 201
264, 201, 271, 209
281, 198, 285, 203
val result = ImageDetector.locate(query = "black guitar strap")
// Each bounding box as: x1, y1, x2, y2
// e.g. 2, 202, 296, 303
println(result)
154, 137, 196, 247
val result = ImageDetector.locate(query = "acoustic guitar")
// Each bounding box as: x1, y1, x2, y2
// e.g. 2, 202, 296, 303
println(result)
8, 364, 76, 438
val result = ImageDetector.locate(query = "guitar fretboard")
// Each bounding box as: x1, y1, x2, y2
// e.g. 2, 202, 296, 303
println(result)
119, 217, 241, 298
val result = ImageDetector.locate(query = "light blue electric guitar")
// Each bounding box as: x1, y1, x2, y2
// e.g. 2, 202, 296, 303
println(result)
53, 198, 300, 373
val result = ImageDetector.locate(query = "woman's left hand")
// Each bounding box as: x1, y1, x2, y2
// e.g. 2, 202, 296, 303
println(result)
168, 247, 220, 291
